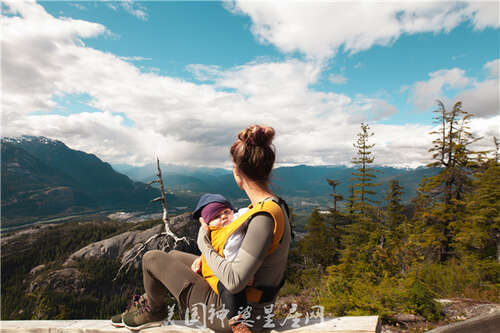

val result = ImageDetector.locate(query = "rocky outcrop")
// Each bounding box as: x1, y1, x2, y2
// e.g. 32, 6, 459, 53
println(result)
64, 213, 200, 266
25, 213, 200, 295
29, 268, 84, 294
66, 228, 160, 263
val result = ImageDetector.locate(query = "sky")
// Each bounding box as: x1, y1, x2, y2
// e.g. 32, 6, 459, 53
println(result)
1, 0, 499, 168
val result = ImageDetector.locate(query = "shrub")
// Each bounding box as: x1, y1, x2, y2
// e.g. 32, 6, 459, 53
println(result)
405, 278, 443, 321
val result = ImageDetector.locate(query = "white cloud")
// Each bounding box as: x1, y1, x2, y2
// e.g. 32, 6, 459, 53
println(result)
406, 59, 499, 117
484, 58, 500, 78
69, 3, 86, 11
464, 1, 500, 30
190, 60, 323, 97
226, 1, 499, 60
328, 73, 347, 85
106, 3, 118, 11
455, 79, 499, 118
1, 0, 108, 123
409, 68, 471, 110
186, 64, 222, 82
1, 1, 497, 169
119, 56, 152, 61
121, 0, 148, 21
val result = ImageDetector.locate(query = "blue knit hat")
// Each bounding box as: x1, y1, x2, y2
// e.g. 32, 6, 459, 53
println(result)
192, 193, 234, 220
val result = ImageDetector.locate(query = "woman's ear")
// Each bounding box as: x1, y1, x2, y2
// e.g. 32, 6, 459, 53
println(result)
232, 164, 244, 189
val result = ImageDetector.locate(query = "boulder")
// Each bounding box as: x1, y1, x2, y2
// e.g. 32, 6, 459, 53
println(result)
29, 268, 84, 294
29, 264, 46, 276
391, 313, 425, 323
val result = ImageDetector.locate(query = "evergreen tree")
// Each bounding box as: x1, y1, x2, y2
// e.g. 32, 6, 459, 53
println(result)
346, 184, 355, 216
325, 178, 345, 266
384, 180, 409, 274
426, 100, 480, 205
297, 209, 334, 267
338, 123, 384, 278
351, 123, 380, 215
410, 100, 480, 262
326, 178, 343, 213
385, 180, 405, 232
455, 154, 500, 261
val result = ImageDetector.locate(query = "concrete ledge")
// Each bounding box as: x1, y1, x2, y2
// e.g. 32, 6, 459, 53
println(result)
0, 317, 381, 333
426, 310, 500, 333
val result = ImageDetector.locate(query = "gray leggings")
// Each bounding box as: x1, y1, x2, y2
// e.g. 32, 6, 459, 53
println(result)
142, 249, 231, 332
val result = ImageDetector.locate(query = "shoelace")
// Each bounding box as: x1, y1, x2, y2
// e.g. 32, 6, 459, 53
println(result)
126, 294, 142, 311
136, 297, 153, 315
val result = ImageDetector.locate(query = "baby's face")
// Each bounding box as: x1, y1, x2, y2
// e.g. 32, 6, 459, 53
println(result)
208, 208, 234, 227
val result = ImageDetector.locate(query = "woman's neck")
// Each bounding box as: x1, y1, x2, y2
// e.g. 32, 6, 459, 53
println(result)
243, 181, 274, 206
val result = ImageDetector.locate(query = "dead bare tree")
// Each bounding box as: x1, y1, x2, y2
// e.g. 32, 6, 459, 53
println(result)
113, 157, 189, 281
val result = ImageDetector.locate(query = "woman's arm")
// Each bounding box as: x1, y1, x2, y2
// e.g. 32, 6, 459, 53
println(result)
197, 213, 274, 294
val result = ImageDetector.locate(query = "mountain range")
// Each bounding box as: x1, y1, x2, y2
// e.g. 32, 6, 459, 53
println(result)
1, 136, 440, 227
114, 162, 440, 209
1, 136, 165, 227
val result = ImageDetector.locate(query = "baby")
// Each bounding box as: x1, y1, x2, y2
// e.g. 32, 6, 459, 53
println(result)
192, 193, 251, 333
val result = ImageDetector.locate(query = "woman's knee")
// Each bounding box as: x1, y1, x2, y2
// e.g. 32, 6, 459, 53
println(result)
168, 249, 182, 257
142, 250, 167, 269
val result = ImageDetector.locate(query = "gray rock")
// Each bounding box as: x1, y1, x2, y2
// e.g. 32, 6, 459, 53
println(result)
391, 313, 425, 323
29, 268, 84, 294
64, 213, 199, 266
29, 264, 46, 276
62, 258, 77, 268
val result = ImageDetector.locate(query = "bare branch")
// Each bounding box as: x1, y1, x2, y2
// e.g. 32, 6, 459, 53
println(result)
114, 157, 189, 281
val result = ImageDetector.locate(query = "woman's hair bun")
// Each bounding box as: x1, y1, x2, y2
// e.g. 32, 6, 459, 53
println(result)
231, 124, 276, 183
238, 124, 275, 147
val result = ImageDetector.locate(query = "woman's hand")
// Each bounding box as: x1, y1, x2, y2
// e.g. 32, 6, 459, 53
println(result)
191, 256, 202, 274
199, 217, 209, 231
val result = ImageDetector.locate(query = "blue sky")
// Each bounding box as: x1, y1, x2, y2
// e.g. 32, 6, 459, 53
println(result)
2, 1, 499, 167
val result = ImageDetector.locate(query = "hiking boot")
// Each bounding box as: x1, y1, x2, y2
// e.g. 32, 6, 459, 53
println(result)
110, 294, 143, 328
122, 296, 166, 331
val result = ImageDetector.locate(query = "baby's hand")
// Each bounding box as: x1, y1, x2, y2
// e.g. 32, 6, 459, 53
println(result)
191, 256, 202, 274
199, 217, 209, 231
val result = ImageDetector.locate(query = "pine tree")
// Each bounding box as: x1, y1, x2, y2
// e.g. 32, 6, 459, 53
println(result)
351, 123, 380, 215
385, 180, 405, 232
326, 178, 343, 213
384, 180, 409, 274
426, 100, 480, 206
346, 184, 355, 216
455, 142, 500, 262
338, 123, 385, 278
410, 100, 481, 262
325, 179, 345, 266
297, 209, 334, 267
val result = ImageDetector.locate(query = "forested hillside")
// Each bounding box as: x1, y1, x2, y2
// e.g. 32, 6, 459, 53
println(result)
285, 102, 500, 328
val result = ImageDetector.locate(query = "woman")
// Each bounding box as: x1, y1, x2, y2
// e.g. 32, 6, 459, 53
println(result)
112, 125, 291, 332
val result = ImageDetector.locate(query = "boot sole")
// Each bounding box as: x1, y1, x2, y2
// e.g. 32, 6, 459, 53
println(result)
124, 321, 162, 331
111, 321, 125, 328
